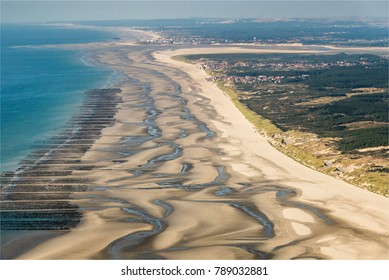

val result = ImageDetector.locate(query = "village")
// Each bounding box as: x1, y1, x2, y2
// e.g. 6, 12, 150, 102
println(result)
198, 55, 386, 86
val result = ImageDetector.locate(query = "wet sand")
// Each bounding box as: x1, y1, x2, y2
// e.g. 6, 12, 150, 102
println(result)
2, 34, 388, 259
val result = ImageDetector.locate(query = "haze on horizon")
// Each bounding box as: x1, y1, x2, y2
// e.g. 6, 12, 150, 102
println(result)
1, 1, 388, 23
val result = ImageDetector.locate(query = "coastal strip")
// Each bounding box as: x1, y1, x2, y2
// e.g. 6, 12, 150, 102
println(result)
12, 42, 388, 260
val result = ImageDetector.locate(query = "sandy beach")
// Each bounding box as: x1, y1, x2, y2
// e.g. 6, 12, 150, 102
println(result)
2, 33, 387, 260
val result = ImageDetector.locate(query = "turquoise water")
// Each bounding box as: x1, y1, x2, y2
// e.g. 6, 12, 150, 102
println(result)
1, 24, 115, 171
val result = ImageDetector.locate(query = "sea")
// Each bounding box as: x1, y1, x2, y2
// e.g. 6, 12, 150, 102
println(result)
1, 24, 115, 172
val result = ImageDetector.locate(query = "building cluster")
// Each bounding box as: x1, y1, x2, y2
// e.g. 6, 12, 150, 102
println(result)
198, 58, 380, 73
225, 74, 311, 84
140, 37, 227, 45
198, 60, 311, 85
205, 73, 310, 85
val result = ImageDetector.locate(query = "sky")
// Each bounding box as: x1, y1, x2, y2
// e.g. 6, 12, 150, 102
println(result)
1, 1, 388, 23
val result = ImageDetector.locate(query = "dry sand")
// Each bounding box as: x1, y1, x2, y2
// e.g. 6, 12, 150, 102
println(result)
14, 42, 389, 260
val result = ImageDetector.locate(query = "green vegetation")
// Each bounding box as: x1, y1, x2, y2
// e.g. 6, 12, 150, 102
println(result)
242, 91, 389, 152
337, 127, 389, 151
307, 65, 389, 89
